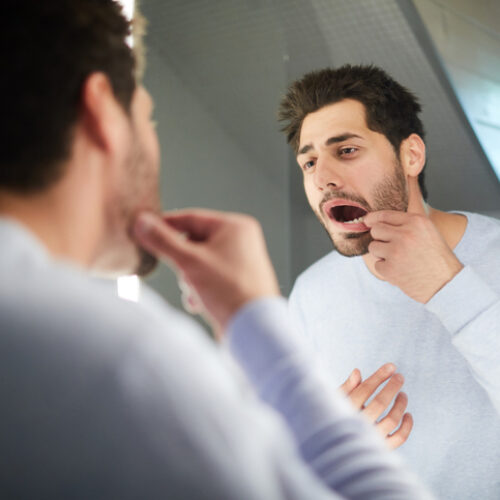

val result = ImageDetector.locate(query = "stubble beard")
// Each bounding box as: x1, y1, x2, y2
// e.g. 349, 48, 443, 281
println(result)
119, 134, 161, 277
134, 247, 158, 276
317, 160, 409, 257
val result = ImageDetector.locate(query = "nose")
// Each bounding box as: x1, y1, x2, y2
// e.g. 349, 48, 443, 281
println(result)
313, 155, 344, 191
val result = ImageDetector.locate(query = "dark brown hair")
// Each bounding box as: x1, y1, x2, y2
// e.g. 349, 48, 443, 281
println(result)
278, 65, 428, 199
1, 0, 140, 192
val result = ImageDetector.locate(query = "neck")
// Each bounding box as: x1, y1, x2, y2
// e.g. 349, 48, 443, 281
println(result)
0, 158, 105, 269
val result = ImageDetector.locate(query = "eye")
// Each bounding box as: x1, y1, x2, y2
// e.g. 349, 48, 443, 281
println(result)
338, 146, 358, 157
302, 159, 316, 171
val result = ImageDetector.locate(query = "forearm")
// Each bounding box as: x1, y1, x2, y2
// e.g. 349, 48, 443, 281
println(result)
227, 297, 431, 500
426, 265, 500, 413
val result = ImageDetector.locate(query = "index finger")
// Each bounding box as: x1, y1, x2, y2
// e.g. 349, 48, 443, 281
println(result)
133, 211, 196, 268
162, 208, 242, 242
349, 363, 396, 408
364, 210, 408, 227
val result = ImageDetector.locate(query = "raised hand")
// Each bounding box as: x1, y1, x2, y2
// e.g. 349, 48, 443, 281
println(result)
132, 209, 280, 338
364, 209, 463, 303
340, 364, 413, 449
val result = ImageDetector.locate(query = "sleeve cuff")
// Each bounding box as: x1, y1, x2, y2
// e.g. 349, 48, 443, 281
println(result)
425, 265, 498, 335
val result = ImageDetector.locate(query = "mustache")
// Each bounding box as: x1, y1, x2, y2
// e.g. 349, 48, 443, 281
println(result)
319, 190, 371, 213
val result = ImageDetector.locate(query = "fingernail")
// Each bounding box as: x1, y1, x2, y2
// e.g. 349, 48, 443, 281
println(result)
394, 373, 404, 383
135, 212, 156, 236
384, 363, 396, 374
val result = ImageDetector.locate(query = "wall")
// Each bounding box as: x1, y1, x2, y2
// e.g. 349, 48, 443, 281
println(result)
414, 0, 500, 218
143, 45, 291, 307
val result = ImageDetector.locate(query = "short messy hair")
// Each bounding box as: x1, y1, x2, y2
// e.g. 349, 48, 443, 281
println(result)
1, 0, 145, 193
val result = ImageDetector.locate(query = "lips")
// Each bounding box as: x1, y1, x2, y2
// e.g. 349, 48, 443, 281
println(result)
322, 199, 370, 231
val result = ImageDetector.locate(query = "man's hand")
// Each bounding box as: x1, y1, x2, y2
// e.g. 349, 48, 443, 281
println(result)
132, 209, 280, 338
364, 210, 463, 303
340, 363, 413, 449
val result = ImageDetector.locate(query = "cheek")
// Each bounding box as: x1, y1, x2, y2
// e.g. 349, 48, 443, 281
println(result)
303, 177, 318, 204
347, 161, 385, 192
303, 183, 328, 223
152, 129, 161, 166
145, 126, 160, 170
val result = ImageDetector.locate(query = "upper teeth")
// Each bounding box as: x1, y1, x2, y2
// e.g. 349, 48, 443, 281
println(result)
345, 216, 364, 224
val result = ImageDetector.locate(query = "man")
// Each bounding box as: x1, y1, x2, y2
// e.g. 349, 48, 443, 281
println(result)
0, 2, 431, 499
280, 65, 500, 499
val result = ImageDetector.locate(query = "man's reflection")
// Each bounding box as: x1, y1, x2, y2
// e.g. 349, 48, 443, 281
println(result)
280, 64, 500, 500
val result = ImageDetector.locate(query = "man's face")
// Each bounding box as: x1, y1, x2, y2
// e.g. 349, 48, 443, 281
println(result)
95, 86, 161, 276
297, 99, 408, 257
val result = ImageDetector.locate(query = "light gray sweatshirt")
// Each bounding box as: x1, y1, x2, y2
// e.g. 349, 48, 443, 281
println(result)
289, 211, 500, 499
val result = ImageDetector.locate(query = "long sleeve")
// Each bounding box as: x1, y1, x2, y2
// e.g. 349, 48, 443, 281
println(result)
426, 265, 500, 413
0, 277, 431, 500
227, 297, 431, 499
288, 280, 309, 339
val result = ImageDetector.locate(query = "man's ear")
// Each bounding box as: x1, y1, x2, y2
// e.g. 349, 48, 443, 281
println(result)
399, 133, 426, 178
79, 72, 129, 155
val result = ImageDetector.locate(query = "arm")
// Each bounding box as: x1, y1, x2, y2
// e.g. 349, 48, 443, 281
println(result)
133, 209, 432, 499
365, 210, 500, 414
426, 266, 500, 413
0, 285, 337, 500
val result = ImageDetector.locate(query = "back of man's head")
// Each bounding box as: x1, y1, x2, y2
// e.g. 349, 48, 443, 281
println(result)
1, 0, 136, 193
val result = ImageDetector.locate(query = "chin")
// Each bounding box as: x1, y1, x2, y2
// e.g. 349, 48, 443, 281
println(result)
91, 244, 158, 278
134, 248, 159, 277
330, 231, 372, 257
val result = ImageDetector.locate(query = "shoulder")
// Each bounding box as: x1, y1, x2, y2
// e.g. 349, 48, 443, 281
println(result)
462, 211, 500, 232
457, 211, 500, 287
0, 250, 234, 436
0, 251, 213, 372
459, 211, 500, 255
0, 259, 245, 498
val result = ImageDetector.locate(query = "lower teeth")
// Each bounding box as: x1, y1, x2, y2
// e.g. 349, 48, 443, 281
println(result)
344, 216, 364, 224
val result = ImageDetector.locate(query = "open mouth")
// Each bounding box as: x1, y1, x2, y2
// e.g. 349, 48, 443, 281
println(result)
329, 204, 368, 224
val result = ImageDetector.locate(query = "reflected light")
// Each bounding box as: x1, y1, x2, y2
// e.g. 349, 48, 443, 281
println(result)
117, 275, 141, 302
116, 0, 138, 303
118, 0, 135, 47
119, 0, 135, 20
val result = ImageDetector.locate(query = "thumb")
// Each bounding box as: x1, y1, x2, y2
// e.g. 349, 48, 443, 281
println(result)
133, 211, 194, 268
339, 369, 362, 395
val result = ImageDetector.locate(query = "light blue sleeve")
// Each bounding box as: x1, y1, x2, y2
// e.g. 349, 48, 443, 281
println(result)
288, 277, 309, 338
426, 265, 500, 413
227, 297, 432, 499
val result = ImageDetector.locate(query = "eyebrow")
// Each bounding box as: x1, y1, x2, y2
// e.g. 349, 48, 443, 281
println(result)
297, 133, 363, 156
